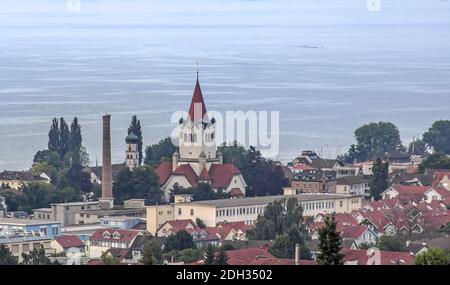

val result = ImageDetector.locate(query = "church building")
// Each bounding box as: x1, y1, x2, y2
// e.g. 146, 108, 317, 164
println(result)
155, 75, 247, 201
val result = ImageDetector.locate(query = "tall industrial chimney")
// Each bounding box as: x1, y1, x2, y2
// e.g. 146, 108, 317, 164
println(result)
100, 114, 113, 209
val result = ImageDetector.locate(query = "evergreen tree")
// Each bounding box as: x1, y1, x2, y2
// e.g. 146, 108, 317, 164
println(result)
48, 118, 59, 153
128, 115, 143, 166
164, 230, 196, 252
414, 248, 450, 265
203, 244, 215, 265
21, 246, 57, 265
69, 117, 83, 166
369, 158, 389, 200
58, 117, 70, 160
214, 247, 229, 265
0, 245, 18, 265
316, 216, 344, 265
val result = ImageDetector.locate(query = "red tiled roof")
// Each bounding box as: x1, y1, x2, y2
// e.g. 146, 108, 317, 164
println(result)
432, 171, 450, 187
341, 248, 414, 265
209, 164, 241, 188
198, 167, 211, 181
390, 185, 431, 204
340, 225, 368, 239
174, 164, 199, 187
162, 219, 196, 233
90, 229, 140, 243
155, 162, 242, 191
155, 162, 173, 185
188, 78, 208, 122
54, 235, 84, 248
230, 188, 244, 197
290, 164, 316, 171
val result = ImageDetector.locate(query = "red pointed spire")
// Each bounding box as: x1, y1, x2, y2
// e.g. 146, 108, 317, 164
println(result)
187, 75, 208, 122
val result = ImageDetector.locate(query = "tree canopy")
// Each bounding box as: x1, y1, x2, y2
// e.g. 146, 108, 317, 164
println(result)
341, 122, 404, 163
163, 230, 196, 252
113, 166, 163, 205
369, 158, 389, 200
316, 216, 344, 265
144, 137, 177, 166
414, 248, 450, 265
423, 120, 450, 155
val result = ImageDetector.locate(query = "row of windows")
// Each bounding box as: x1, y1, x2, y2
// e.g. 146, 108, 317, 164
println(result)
302, 201, 335, 211
90, 240, 127, 248
216, 206, 264, 218
159, 210, 172, 215
183, 132, 215, 143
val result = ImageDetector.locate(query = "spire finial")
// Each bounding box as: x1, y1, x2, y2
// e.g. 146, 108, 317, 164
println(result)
196, 61, 199, 80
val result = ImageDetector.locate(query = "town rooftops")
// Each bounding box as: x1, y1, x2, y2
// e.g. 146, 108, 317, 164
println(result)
337, 175, 368, 185
0, 170, 46, 182
54, 235, 84, 248
0, 217, 59, 226
90, 229, 141, 243
177, 193, 360, 208
49, 201, 99, 207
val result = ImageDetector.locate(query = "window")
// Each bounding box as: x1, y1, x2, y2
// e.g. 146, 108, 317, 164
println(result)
40, 227, 47, 236
339, 201, 343, 207
190, 209, 194, 216
178, 208, 182, 215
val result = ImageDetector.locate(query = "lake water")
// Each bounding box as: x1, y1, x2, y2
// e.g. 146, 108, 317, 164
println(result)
1, 0, 450, 169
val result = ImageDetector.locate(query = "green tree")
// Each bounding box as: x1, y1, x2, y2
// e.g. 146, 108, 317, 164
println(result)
21, 246, 58, 265
164, 230, 196, 252
142, 239, 163, 265
113, 166, 163, 205
345, 122, 404, 162
101, 252, 120, 265
408, 139, 427, 155
214, 247, 229, 265
219, 143, 288, 197
316, 216, 344, 265
58, 117, 70, 160
423, 120, 450, 154
419, 153, 450, 172
269, 225, 311, 259
177, 248, 203, 264
69, 117, 83, 166
196, 218, 206, 229
128, 115, 143, 166
415, 248, 450, 265
203, 244, 215, 265
377, 235, 407, 252
144, 137, 177, 166
48, 118, 60, 153
249, 198, 308, 240
0, 245, 18, 265
369, 158, 389, 200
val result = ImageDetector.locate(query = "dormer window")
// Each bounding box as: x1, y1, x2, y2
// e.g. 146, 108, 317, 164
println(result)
200, 231, 207, 238
102, 231, 111, 239
112, 231, 121, 239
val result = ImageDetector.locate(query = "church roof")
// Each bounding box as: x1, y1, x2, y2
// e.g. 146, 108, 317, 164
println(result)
125, 133, 139, 143
155, 162, 241, 189
187, 77, 208, 122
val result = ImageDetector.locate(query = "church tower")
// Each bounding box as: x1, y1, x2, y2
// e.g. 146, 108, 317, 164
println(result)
176, 73, 220, 175
125, 132, 139, 170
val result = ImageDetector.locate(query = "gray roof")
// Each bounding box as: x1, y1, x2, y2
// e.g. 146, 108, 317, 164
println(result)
310, 159, 340, 169
90, 164, 127, 181
125, 133, 139, 143
77, 207, 145, 216
0, 170, 46, 182
186, 193, 359, 208
337, 175, 368, 185
293, 169, 336, 182
414, 236, 450, 250
0, 217, 59, 226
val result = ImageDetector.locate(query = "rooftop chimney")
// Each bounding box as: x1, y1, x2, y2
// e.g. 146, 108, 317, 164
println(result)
100, 114, 113, 209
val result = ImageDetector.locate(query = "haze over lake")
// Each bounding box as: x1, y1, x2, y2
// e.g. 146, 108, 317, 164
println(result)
1, 0, 450, 170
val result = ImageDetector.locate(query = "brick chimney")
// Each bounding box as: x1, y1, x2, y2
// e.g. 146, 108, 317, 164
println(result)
100, 114, 113, 209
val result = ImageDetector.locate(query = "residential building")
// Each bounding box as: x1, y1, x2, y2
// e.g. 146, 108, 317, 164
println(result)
146, 192, 363, 235
0, 218, 61, 238
341, 248, 414, 265
51, 235, 86, 258
291, 169, 336, 193
88, 229, 142, 258
0, 236, 53, 263
0, 170, 49, 190
336, 175, 369, 196
99, 216, 145, 229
